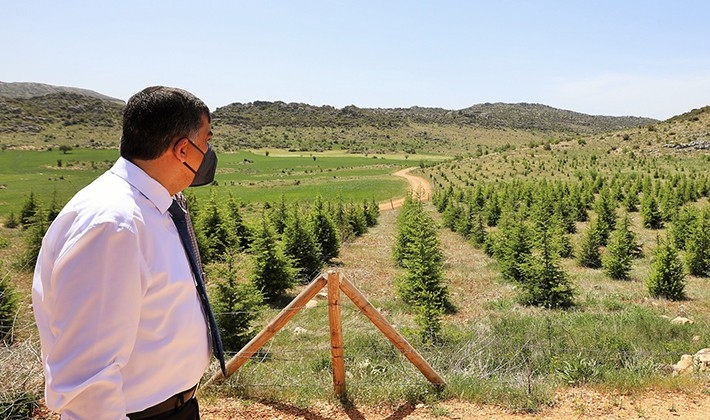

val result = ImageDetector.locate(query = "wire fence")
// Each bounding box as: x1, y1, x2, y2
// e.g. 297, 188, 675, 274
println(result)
0, 300, 701, 417
0, 262, 705, 417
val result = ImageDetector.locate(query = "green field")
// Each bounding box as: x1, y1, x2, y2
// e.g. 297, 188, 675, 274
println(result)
0, 148, 447, 219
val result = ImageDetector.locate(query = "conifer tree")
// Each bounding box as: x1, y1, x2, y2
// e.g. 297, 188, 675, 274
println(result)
249, 216, 297, 301
47, 189, 61, 223
346, 203, 368, 237
442, 202, 462, 232
270, 193, 288, 235
568, 185, 589, 222
282, 206, 322, 281
647, 236, 686, 300
670, 205, 697, 251
469, 210, 487, 248
684, 207, 710, 277
227, 194, 252, 252
332, 197, 354, 241
602, 215, 634, 280
211, 253, 264, 352
20, 192, 39, 228
393, 194, 419, 267
18, 209, 48, 270
395, 202, 451, 342
496, 217, 533, 283
0, 261, 19, 343
199, 191, 233, 263
519, 226, 575, 309
309, 195, 340, 262
434, 185, 454, 212
623, 187, 640, 212
641, 194, 664, 229
4, 211, 19, 229
184, 191, 201, 220
363, 198, 379, 227
593, 190, 616, 246
577, 218, 602, 268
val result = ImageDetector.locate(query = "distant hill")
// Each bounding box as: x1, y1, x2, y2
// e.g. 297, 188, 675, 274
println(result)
5, 81, 701, 155
0, 92, 123, 135
0, 81, 124, 104
213, 101, 657, 134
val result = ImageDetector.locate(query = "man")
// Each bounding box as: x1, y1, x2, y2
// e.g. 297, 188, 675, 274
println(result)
33, 86, 222, 419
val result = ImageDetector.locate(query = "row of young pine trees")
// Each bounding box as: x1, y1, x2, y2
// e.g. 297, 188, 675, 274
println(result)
0, 190, 380, 351
432, 171, 710, 309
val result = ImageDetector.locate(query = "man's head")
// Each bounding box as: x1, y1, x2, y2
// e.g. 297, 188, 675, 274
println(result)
120, 86, 211, 160
120, 86, 216, 194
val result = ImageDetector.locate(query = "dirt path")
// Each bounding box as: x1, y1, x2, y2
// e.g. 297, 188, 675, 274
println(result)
201, 387, 710, 419
378, 167, 432, 212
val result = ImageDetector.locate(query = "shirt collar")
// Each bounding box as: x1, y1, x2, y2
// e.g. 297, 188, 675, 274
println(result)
109, 157, 173, 214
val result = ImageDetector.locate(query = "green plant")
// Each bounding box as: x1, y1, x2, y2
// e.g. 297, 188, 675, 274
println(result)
0, 264, 19, 344
647, 236, 686, 300
309, 195, 340, 262
602, 215, 635, 280
683, 206, 710, 277
282, 205, 322, 281
210, 253, 264, 352
557, 357, 603, 385
576, 218, 602, 269
248, 216, 297, 302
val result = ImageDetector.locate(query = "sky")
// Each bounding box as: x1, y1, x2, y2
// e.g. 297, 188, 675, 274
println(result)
2, 1, 710, 120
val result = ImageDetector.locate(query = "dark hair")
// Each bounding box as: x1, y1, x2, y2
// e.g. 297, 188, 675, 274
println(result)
120, 86, 210, 160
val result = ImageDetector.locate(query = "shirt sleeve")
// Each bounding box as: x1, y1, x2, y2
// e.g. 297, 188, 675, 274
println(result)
44, 220, 143, 419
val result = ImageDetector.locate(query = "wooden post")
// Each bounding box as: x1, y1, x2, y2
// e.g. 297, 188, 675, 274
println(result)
202, 274, 328, 388
327, 271, 346, 396
339, 276, 446, 387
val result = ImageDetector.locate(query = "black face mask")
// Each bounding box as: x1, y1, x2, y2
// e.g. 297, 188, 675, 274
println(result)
184, 141, 217, 187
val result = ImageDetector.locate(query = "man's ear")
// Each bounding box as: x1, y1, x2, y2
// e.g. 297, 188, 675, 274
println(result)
172, 138, 190, 162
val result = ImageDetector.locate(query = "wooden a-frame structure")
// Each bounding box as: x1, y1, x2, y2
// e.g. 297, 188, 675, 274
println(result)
202, 270, 445, 396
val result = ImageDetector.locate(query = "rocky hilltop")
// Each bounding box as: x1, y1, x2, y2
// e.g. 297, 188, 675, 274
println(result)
213, 101, 656, 134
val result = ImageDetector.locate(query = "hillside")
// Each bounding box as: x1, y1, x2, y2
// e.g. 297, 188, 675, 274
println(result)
212, 101, 656, 134
0, 81, 123, 103
0, 93, 123, 134
0, 81, 696, 155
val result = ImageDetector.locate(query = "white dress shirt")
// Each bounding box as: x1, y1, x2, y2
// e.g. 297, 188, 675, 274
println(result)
32, 157, 210, 419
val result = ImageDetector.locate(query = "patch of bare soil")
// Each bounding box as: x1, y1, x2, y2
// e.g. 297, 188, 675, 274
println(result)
201, 388, 710, 419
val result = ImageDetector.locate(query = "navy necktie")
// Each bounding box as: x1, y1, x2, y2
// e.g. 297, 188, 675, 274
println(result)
168, 199, 227, 377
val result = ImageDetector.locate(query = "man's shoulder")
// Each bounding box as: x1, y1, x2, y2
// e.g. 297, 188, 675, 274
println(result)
62, 172, 151, 229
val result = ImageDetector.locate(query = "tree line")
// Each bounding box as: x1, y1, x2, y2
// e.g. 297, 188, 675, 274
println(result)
1, 191, 380, 350
432, 171, 710, 308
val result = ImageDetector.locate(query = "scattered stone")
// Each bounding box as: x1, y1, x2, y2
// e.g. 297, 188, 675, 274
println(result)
673, 355, 694, 376
305, 300, 318, 309
672, 348, 710, 376
670, 316, 694, 325
693, 348, 710, 372
293, 327, 308, 335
